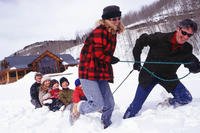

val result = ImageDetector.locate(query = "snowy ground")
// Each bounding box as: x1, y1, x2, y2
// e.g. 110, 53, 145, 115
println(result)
0, 62, 200, 133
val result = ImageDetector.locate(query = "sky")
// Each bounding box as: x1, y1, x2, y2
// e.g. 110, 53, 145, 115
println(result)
0, 0, 158, 60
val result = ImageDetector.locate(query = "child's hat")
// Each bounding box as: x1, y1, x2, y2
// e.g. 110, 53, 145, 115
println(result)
75, 79, 81, 87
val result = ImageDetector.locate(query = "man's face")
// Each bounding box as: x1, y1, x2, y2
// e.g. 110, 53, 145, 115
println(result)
176, 27, 194, 44
35, 76, 42, 83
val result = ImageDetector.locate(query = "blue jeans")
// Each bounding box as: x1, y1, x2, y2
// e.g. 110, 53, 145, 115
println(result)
169, 83, 192, 106
123, 82, 192, 119
79, 79, 115, 126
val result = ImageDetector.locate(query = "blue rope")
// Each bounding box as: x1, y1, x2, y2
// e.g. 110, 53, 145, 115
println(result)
142, 66, 190, 81
119, 60, 192, 82
119, 60, 192, 65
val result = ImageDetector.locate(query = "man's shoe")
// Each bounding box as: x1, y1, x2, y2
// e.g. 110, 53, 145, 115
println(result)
157, 98, 171, 108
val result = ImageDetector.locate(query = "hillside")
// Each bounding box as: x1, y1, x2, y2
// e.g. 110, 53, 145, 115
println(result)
65, 0, 200, 61
122, 0, 200, 26
11, 40, 79, 56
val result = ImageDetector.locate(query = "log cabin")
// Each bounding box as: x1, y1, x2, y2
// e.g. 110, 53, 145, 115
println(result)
0, 50, 78, 84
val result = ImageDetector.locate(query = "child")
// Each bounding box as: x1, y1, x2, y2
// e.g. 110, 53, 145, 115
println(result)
49, 79, 60, 99
72, 78, 87, 103
48, 79, 64, 112
71, 79, 87, 122
59, 77, 74, 107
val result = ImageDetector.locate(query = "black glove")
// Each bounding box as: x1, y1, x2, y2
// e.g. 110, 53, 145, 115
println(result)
133, 63, 141, 71
188, 61, 200, 73
111, 56, 120, 64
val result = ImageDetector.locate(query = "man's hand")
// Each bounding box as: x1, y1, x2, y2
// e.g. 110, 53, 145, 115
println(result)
133, 63, 141, 71
189, 61, 200, 73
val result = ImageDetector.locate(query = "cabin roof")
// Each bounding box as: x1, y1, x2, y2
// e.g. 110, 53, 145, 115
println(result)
0, 51, 78, 70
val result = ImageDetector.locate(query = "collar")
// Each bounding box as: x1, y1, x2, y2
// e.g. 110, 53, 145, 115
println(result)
170, 32, 182, 51
97, 19, 124, 34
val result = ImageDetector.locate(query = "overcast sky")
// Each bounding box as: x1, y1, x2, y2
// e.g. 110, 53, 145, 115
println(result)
0, 0, 157, 60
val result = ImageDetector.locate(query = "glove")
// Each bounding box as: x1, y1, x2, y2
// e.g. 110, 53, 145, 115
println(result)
111, 56, 120, 64
43, 99, 53, 104
133, 63, 141, 71
43, 93, 51, 100
188, 61, 200, 73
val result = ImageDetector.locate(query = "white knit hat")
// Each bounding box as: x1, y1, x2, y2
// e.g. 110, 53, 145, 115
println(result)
41, 76, 51, 84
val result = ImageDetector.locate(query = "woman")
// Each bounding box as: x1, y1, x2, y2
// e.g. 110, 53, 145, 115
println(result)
71, 5, 124, 129
38, 76, 51, 106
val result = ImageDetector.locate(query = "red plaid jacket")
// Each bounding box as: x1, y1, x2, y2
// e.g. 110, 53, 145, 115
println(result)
78, 25, 117, 82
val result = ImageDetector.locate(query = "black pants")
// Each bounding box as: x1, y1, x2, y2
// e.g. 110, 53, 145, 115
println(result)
49, 99, 64, 112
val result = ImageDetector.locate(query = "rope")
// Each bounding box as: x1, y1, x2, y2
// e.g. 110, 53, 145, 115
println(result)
112, 60, 192, 94
119, 60, 192, 82
119, 60, 192, 65
142, 66, 191, 81
112, 70, 133, 94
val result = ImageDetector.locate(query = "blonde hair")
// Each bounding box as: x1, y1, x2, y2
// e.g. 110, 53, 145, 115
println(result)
96, 19, 124, 34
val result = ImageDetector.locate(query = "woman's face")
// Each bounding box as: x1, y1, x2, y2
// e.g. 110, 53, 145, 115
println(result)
109, 17, 121, 26
43, 80, 51, 88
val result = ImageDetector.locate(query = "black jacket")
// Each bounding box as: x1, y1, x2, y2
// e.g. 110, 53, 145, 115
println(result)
30, 82, 42, 107
133, 32, 199, 92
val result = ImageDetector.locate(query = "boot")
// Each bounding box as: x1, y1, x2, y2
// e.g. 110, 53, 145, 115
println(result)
69, 103, 80, 125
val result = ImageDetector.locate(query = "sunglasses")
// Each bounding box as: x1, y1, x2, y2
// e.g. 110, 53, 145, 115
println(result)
109, 17, 121, 21
180, 29, 193, 37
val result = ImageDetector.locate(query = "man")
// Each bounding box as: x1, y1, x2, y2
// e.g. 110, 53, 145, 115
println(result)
123, 19, 200, 119
71, 5, 124, 128
30, 72, 43, 108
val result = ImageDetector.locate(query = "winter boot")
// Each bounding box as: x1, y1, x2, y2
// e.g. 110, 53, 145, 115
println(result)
69, 103, 80, 125
102, 120, 112, 129
157, 98, 171, 108
123, 106, 136, 119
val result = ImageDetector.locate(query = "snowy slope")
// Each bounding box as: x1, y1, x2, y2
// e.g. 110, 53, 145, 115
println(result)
0, 61, 200, 133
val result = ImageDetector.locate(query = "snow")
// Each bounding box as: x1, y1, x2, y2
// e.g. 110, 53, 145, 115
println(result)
0, 61, 200, 133
62, 61, 68, 65
10, 67, 17, 70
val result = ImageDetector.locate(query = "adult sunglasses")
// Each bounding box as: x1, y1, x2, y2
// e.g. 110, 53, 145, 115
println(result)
180, 29, 193, 37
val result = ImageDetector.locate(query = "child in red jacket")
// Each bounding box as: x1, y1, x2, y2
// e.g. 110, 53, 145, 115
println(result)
49, 79, 64, 111
71, 79, 87, 118
72, 79, 87, 103
49, 79, 60, 99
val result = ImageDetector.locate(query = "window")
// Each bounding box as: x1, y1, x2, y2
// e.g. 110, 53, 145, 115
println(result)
18, 71, 25, 77
9, 71, 16, 77
38, 56, 59, 74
